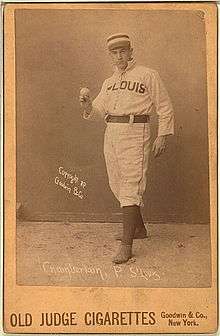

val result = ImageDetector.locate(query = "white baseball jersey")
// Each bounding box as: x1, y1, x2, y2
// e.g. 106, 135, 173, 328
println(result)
83, 59, 174, 137
83, 59, 174, 207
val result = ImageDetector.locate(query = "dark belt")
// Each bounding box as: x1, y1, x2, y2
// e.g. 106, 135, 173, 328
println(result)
105, 114, 150, 123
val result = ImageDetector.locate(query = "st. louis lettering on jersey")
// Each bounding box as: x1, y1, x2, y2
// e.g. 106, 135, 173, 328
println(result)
83, 60, 174, 137
107, 81, 146, 94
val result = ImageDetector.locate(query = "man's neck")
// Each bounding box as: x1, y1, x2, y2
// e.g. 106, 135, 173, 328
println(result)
117, 65, 128, 72
115, 58, 136, 74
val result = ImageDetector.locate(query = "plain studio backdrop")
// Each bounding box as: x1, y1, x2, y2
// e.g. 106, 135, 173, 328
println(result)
15, 9, 209, 224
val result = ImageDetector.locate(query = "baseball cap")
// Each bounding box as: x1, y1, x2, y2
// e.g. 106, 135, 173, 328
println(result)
107, 33, 131, 50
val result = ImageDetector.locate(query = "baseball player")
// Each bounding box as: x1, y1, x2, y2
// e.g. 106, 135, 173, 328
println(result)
79, 33, 174, 264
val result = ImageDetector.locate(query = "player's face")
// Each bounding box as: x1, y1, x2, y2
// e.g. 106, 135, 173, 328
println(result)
109, 47, 133, 70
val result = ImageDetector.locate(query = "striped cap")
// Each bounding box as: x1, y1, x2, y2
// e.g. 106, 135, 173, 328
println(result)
107, 33, 131, 50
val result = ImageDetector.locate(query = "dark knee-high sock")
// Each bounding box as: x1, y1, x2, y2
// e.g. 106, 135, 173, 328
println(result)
134, 206, 146, 232
122, 205, 137, 245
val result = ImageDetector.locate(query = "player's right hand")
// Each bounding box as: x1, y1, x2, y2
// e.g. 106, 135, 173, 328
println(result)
79, 87, 91, 109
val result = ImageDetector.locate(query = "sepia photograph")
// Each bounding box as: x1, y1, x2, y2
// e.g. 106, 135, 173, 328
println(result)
14, 7, 212, 288
4, 3, 217, 334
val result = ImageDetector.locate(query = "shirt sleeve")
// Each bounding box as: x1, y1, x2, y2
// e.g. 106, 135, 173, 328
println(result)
83, 80, 107, 121
147, 70, 174, 137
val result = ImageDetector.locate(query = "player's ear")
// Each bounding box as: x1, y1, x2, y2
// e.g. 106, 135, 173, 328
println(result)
129, 48, 133, 60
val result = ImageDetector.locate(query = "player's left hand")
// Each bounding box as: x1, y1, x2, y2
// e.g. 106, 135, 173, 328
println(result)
152, 135, 167, 158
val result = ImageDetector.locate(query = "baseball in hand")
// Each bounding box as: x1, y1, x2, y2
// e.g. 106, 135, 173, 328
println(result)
80, 87, 90, 98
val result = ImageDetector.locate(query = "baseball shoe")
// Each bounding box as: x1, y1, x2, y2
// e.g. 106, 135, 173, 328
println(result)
112, 243, 132, 264
115, 227, 148, 241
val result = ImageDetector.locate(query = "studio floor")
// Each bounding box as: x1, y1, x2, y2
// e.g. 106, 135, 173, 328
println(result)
16, 221, 212, 288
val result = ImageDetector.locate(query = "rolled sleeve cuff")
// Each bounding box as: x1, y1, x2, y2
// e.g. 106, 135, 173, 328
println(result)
83, 109, 93, 120
158, 126, 174, 137
158, 115, 174, 137
82, 105, 102, 121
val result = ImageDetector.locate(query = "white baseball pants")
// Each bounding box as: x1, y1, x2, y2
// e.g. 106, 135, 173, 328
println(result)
104, 122, 151, 207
